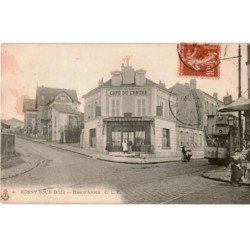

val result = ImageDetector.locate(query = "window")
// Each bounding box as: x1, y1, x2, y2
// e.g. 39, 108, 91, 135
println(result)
211, 103, 214, 114
169, 102, 176, 120
185, 131, 189, 146
54, 116, 57, 127
162, 129, 170, 148
41, 95, 45, 101
194, 132, 198, 147
110, 98, 121, 116
87, 104, 91, 119
159, 100, 164, 117
206, 101, 209, 113
199, 134, 203, 147
136, 98, 147, 116
179, 131, 184, 146
89, 128, 96, 147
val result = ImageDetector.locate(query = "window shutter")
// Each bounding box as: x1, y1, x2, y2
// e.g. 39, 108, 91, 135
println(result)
96, 106, 101, 117
156, 106, 163, 116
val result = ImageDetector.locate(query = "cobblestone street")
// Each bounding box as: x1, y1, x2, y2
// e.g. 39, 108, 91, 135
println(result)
2, 137, 250, 204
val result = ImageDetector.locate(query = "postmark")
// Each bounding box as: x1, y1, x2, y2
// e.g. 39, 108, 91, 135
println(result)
178, 43, 221, 78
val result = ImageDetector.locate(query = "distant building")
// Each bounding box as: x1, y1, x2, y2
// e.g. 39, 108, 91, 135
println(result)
82, 63, 177, 157
23, 99, 37, 134
5, 118, 24, 133
35, 86, 83, 142
1, 121, 11, 133
169, 79, 223, 157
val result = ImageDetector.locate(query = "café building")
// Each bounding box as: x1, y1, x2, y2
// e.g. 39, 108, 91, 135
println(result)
82, 63, 177, 158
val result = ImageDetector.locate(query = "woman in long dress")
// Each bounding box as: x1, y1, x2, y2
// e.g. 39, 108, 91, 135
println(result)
122, 139, 128, 154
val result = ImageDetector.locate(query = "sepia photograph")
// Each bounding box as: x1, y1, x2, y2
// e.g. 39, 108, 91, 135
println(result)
1, 43, 250, 204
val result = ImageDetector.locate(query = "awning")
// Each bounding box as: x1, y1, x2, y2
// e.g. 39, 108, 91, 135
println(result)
218, 97, 250, 112
103, 117, 154, 122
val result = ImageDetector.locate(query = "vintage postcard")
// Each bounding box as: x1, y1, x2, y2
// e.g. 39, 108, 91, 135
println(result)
1, 43, 250, 204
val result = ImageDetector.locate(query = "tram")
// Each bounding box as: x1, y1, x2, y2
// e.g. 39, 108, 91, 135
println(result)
204, 114, 239, 165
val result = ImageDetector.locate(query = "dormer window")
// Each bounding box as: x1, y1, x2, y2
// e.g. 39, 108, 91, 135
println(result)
61, 96, 65, 101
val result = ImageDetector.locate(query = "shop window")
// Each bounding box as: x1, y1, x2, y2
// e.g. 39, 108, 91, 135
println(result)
162, 128, 170, 148
89, 128, 96, 147
112, 131, 122, 147
135, 131, 145, 145
136, 98, 147, 116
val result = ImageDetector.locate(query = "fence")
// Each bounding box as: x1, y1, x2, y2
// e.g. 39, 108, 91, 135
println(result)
1, 133, 15, 157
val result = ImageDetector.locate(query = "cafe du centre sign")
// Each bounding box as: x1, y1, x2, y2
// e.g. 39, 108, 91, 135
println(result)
109, 89, 148, 96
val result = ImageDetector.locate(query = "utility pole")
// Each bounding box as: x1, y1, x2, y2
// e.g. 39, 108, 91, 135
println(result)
238, 44, 242, 150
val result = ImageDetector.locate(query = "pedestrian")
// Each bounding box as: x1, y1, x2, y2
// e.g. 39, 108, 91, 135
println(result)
181, 146, 187, 162
227, 149, 243, 187
105, 142, 111, 155
186, 148, 192, 162
122, 139, 128, 154
128, 140, 132, 154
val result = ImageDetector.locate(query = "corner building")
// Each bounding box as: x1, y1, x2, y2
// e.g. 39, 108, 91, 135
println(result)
82, 64, 177, 158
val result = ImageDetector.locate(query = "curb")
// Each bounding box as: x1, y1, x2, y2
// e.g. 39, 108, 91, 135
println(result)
17, 136, 204, 165
202, 170, 250, 187
1, 160, 43, 180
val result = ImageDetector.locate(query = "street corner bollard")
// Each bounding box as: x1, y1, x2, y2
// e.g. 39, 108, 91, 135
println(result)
230, 164, 243, 186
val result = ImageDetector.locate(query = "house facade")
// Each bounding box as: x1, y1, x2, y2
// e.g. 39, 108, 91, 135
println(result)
170, 79, 223, 158
34, 86, 83, 142
82, 63, 177, 157
23, 99, 37, 134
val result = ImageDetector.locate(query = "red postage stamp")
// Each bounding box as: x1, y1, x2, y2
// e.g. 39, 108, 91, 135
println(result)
178, 43, 221, 78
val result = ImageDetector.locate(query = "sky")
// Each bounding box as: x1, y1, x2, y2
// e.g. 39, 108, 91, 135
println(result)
1, 43, 248, 121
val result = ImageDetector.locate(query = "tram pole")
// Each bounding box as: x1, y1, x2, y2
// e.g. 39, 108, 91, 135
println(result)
238, 44, 242, 150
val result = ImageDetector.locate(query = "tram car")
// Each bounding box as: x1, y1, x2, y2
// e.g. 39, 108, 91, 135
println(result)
204, 114, 239, 165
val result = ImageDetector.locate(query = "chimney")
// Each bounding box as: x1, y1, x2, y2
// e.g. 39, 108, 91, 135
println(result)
121, 64, 135, 84
190, 79, 197, 89
213, 92, 218, 99
135, 69, 146, 86
111, 70, 122, 86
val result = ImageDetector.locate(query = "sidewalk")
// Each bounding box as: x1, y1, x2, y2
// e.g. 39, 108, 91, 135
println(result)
17, 135, 203, 164
202, 164, 250, 186
1, 156, 41, 180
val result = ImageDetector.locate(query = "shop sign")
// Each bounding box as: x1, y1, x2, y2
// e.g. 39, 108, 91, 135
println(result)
109, 89, 148, 96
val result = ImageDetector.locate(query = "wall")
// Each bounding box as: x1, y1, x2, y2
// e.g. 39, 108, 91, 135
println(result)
177, 126, 204, 158
1, 133, 15, 157
153, 118, 177, 157
83, 118, 104, 153
24, 111, 37, 133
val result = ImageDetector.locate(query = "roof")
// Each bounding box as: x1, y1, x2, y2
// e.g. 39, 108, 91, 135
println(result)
218, 97, 250, 112
1, 122, 10, 129
82, 78, 172, 98
36, 87, 79, 106
52, 104, 83, 115
169, 83, 223, 104
23, 99, 36, 111
6, 118, 24, 126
